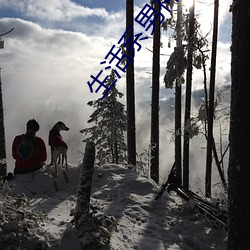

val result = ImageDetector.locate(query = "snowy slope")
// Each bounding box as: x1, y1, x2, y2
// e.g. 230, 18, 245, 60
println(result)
2, 164, 227, 250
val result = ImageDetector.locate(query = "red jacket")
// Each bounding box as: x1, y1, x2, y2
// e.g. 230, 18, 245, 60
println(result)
48, 128, 68, 149
12, 131, 47, 171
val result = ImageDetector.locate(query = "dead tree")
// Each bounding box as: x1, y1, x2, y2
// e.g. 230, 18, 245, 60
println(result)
74, 142, 95, 225
74, 142, 116, 248
205, 0, 219, 198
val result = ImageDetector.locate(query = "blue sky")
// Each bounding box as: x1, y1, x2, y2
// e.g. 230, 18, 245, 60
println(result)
0, 0, 232, 172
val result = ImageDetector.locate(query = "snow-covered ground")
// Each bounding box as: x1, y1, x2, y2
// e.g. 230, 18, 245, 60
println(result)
1, 164, 227, 250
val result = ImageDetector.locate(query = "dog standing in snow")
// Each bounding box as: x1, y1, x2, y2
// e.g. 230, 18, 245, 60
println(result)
48, 121, 69, 176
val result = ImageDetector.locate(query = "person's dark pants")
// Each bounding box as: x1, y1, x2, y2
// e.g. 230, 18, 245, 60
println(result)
14, 165, 43, 175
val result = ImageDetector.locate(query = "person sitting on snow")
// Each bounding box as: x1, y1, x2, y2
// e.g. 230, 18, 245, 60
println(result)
12, 119, 47, 174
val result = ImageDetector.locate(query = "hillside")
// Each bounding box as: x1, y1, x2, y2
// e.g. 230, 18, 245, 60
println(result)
0, 164, 227, 250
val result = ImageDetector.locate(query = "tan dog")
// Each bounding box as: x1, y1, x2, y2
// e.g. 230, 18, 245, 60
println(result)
48, 121, 69, 176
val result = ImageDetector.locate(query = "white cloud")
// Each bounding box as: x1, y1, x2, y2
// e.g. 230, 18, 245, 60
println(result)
1, 18, 118, 104
0, 17, 121, 169
0, 0, 120, 21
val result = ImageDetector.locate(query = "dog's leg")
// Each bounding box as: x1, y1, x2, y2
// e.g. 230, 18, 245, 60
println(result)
61, 151, 69, 183
50, 147, 54, 165
54, 163, 58, 177
52, 149, 60, 177
65, 152, 68, 171
57, 154, 61, 164
61, 153, 65, 166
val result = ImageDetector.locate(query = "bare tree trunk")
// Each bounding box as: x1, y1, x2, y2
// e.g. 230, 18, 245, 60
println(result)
0, 31, 14, 177
114, 139, 118, 164
205, 0, 219, 197
183, 0, 195, 190
74, 142, 116, 248
74, 142, 95, 227
211, 137, 227, 191
0, 69, 7, 177
228, 0, 250, 248
113, 113, 119, 164
126, 0, 136, 166
175, 0, 183, 183
150, 0, 160, 184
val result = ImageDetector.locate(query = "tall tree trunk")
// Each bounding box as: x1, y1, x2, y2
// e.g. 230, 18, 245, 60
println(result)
0, 30, 13, 177
150, 0, 160, 184
175, 0, 183, 183
183, 0, 195, 190
205, 0, 219, 197
228, 0, 250, 248
126, 0, 136, 166
0, 69, 7, 177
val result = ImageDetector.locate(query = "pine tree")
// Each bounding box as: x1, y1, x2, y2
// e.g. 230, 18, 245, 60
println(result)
163, 0, 184, 182
81, 70, 127, 166
175, 0, 183, 184
183, 0, 195, 190
164, 2, 211, 188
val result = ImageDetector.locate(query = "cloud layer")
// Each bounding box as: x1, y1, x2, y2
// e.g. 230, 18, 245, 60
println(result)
0, 0, 115, 21
0, 0, 231, 191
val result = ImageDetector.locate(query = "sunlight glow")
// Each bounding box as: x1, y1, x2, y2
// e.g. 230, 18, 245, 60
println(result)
183, 0, 194, 9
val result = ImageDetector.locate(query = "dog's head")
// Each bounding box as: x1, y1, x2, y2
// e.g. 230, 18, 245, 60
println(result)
53, 121, 69, 131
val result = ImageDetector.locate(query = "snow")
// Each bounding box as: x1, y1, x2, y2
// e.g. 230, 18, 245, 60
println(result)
2, 164, 227, 250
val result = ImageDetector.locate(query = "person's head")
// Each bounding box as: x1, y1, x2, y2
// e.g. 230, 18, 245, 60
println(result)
26, 119, 40, 132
